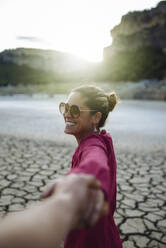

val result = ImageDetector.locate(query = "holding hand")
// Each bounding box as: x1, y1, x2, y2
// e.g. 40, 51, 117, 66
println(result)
42, 174, 108, 229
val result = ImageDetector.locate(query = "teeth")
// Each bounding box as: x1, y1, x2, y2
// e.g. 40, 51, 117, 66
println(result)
66, 122, 76, 126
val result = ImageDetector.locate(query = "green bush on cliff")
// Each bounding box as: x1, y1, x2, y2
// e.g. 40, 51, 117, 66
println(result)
0, 63, 57, 86
102, 47, 166, 81
0, 62, 94, 86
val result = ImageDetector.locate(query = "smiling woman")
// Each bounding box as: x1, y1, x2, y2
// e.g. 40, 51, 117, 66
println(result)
57, 85, 122, 247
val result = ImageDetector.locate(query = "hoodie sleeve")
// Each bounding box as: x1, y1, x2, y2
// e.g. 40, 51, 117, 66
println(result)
68, 142, 111, 200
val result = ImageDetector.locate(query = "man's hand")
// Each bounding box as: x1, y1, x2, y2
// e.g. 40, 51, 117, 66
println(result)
42, 174, 108, 229
0, 174, 108, 248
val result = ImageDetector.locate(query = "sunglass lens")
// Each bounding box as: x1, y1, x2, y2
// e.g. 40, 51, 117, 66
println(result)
59, 102, 66, 114
70, 105, 80, 118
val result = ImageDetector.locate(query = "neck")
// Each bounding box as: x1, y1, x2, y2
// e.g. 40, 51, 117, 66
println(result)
75, 130, 99, 145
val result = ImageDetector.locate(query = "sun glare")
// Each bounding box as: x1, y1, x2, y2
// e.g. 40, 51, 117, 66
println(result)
0, 0, 159, 62
35, 0, 113, 62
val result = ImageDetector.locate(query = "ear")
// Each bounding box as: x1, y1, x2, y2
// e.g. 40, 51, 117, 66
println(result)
92, 112, 102, 125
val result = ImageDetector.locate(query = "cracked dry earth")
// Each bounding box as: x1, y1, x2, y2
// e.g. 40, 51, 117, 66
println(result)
0, 135, 166, 248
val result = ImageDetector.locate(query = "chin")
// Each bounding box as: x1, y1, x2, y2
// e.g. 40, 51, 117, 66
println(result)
64, 129, 75, 135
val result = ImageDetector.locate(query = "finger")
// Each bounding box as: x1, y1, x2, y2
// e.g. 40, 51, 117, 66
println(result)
41, 176, 66, 199
100, 202, 109, 216
79, 189, 103, 228
90, 201, 108, 225
88, 190, 104, 225
77, 174, 101, 189
88, 179, 101, 189
41, 182, 56, 199
73, 187, 100, 229
84, 190, 96, 219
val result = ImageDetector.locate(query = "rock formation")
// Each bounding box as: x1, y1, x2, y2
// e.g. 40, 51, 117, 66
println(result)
102, 1, 166, 81
104, 1, 166, 58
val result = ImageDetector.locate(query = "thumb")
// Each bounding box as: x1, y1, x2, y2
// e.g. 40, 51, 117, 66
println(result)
41, 182, 56, 199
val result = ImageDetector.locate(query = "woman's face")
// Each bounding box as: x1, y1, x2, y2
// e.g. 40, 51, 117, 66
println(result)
63, 92, 97, 143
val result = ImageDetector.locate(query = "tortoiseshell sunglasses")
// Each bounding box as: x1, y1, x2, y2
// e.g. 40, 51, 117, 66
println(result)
59, 102, 97, 118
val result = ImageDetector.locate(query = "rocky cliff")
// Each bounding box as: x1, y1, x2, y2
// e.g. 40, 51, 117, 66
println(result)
102, 1, 166, 81
104, 1, 166, 57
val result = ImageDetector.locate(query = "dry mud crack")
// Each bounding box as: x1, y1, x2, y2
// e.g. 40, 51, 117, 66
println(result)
0, 135, 166, 248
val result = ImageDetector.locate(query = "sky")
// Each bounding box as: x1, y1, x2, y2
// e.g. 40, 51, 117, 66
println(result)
0, 0, 160, 61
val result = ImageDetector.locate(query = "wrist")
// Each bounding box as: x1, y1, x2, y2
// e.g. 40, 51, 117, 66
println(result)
49, 194, 77, 229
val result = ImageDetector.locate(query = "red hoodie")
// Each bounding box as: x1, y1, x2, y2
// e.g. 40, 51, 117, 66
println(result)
64, 130, 122, 248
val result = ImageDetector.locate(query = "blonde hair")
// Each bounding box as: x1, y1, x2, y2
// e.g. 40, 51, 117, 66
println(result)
72, 85, 119, 128
106, 92, 118, 112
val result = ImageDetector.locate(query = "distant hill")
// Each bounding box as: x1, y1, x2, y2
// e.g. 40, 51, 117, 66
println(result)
1, 2, 166, 85
0, 48, 96, 86
103, 1, 166, 81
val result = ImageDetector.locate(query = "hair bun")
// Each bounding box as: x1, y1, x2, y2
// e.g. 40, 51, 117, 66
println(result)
107, 92, 118, 112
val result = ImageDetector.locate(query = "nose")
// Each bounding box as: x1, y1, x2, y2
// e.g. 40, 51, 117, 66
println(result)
64, 108, 71, 118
